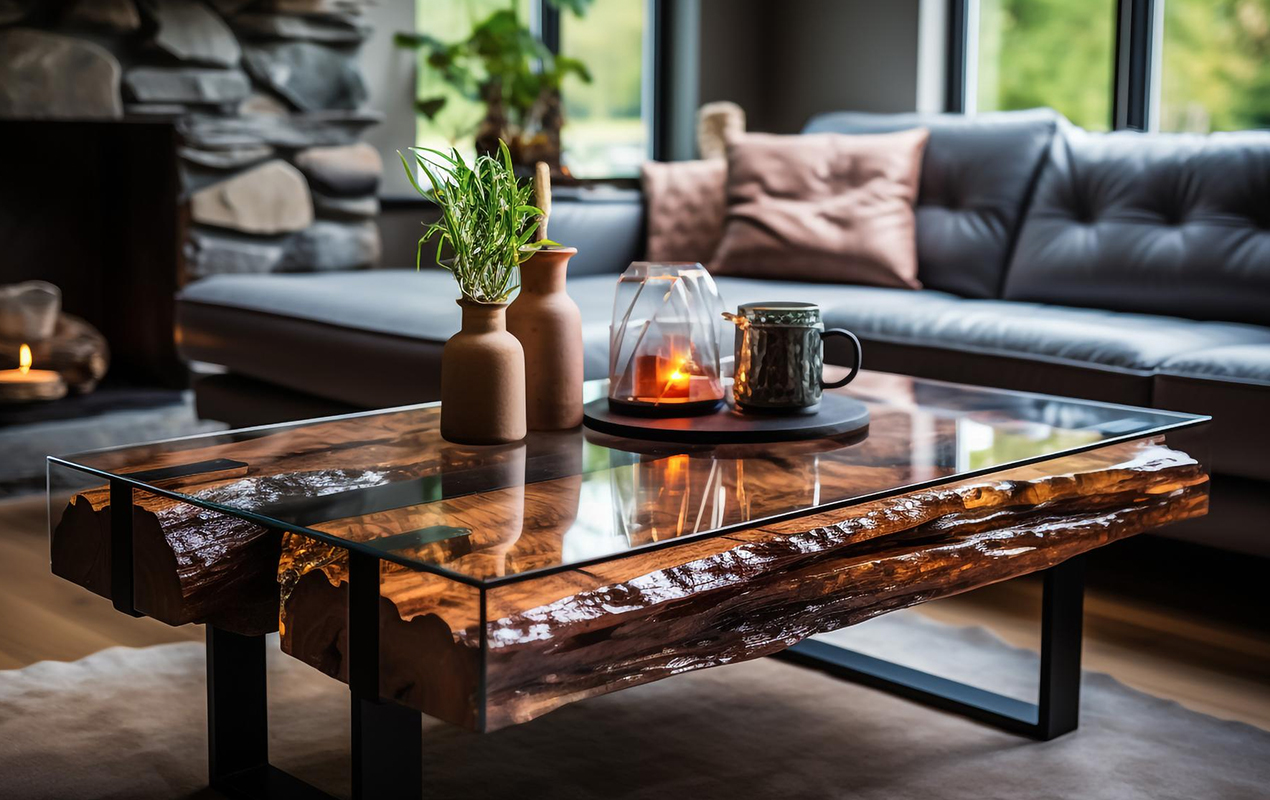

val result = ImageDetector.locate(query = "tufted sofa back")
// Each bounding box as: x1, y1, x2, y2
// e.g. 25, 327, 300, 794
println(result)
1003, 124, 1270, 326
803, 108, 1059, 298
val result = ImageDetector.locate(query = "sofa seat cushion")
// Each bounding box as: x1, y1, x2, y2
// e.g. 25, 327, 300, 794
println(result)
179, 270, 460, 407
823, 299, 1270, 406
180, 268, 1270, 411
1153, 345, 1270, 481
177, 271, 956, 407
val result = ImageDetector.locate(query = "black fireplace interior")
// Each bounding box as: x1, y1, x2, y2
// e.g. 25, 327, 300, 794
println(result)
0, 120, 185, 390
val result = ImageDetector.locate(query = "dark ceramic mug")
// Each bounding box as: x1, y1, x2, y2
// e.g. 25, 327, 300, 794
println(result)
722, 302, 863, 412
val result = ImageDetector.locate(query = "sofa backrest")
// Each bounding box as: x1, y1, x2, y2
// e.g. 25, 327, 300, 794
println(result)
1003, 124, 1270, 326
547, 192, 646, 277
802, 108, 1059, 299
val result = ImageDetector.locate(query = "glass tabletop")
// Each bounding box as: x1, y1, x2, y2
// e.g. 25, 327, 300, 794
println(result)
48, 374, 1207, 587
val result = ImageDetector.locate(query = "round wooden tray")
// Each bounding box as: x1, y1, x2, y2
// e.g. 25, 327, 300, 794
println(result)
582, 392, 870, 445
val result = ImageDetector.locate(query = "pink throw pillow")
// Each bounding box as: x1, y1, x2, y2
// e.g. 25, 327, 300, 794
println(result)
710, 128, 929, 289
641, 158, 728, 264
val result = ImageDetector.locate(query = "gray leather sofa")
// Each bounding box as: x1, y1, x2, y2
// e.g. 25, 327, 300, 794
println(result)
177, 109, 1270, 556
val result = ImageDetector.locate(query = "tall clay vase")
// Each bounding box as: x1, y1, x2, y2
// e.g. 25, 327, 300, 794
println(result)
507, 247, 583, 430
441, 300, 526, 445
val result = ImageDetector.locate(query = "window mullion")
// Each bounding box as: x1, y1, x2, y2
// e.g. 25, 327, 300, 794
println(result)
946, 0, 971, 114
539, 0, 560, 55
1113, 0, 1155, 130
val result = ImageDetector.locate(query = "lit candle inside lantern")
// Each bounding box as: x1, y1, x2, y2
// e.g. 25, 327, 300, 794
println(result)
632, 352, 693, 403
0, 343, 67, 403
659, 357, 692, 400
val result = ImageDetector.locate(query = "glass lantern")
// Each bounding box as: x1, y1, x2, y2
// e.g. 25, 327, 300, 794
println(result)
608, 262, 726, 416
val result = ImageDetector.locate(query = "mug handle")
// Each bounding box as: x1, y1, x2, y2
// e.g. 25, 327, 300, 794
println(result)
821, 329, 863, 389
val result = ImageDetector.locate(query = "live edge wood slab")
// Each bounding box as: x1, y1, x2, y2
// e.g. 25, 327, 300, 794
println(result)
51, 430, 1207, 732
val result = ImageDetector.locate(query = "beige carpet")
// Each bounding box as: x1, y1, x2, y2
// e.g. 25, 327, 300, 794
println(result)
0, 611, 1266, 800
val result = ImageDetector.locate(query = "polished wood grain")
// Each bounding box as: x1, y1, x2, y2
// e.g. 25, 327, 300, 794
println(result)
274, 437, 1205, 730
48, 412, 529, 634
477, 439, 1206, 729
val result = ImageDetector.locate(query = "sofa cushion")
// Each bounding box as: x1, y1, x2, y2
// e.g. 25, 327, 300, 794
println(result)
536, 193, 645, 277
1153, 344, 1270, 481
1003, 126, 1270, 326
802, 108, 1059, 299
825, 299, 1270, 406
177, 270, 958, 407
710, 129, 929, 289
641, 159, 726, 264
180, 266, 1270, 413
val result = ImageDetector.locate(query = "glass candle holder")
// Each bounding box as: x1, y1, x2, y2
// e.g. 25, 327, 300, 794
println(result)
608, 262, 725, 416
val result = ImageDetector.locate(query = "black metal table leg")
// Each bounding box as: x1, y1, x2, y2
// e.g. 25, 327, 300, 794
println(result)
1037, 555, 1085, 738
775, 556, 1087, 741
349, 551, 423, 800
108, 480, 141, 617
199, 549, 422, 799
206, 626, 331, 799
207, 627, 267, 786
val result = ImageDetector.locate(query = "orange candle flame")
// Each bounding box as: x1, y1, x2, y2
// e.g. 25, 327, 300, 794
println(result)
18, 344, 31, 375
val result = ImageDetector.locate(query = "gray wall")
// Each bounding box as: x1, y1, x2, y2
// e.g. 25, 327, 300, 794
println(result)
361, 1, 419, 197
699, 0, 931, 134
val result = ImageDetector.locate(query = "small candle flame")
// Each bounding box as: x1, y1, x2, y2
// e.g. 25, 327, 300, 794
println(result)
668, 364, 689, 388
18, 344, 31, 375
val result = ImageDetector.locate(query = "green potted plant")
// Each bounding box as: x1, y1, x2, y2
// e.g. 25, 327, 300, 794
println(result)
400, 141, 551, 444
395, 0, 593, 175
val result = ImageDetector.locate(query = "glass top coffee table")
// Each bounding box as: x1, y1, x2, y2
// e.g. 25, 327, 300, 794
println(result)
47, 374, 1210, 800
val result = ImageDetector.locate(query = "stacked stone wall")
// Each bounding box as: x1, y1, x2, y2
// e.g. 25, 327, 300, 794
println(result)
0, 0, 385, 280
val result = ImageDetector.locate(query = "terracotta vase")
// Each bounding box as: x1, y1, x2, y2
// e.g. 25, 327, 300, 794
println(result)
507, 247, 583, 430
441, 300, 526, 445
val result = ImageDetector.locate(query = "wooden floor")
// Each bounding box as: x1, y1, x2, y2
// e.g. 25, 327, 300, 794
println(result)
2, 494, 1267, 730
0, 496, 202, 670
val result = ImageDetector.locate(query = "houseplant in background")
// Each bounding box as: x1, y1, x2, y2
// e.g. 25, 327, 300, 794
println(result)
400, 141, 551, 445
394, 0, 593, 176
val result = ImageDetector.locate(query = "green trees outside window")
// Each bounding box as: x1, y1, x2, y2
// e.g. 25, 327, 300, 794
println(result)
975, 0, 1116, 130
975, 0, 1269, 133
1159, 0, 1270, 132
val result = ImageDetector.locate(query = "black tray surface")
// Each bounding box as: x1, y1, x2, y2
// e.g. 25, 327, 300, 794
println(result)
582, 392, 870, 444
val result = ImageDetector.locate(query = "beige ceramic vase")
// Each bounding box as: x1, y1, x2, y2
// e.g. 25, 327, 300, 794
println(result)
507, 247, 583, 430
441, 300, 527, 445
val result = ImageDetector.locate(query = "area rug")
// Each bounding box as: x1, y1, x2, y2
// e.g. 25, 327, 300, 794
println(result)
0, 390, 224, 498
0, 611, 1265, 800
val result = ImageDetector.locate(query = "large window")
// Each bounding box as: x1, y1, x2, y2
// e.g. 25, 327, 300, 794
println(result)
413, 0, 529, 153
973, 0, 1116, 130
1157, 0, 1270, 132
411, 0, 649, 178
956, 0, 1270, 132
560, 0, 649, 178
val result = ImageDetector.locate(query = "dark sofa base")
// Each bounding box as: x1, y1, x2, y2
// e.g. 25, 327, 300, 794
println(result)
193, 372, 359, 429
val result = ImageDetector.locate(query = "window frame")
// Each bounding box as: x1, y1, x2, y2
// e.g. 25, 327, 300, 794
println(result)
946, 0, 1159, 131
536, 0, 676, 165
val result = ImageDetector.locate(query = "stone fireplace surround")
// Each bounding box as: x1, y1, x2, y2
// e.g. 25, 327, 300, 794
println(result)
0, 0, 386, 284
